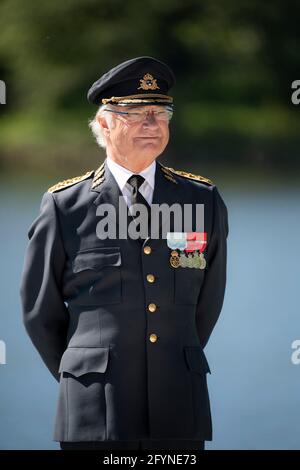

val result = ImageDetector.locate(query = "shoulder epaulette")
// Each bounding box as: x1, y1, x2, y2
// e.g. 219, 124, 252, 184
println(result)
165, 167, 213, 186
48, 170, 94, 193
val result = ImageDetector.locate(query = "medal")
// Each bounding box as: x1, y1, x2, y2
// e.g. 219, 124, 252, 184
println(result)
179, 252, 188, 268
184, 232, 207, 269
170, 250, 180, 268
191, 251, 199, 268
167, 232, 207, 269
199, 252, 206, 270
187, 253, 194, 268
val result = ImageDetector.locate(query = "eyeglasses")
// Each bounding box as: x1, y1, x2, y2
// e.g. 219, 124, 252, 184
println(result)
104, 106, 173, 123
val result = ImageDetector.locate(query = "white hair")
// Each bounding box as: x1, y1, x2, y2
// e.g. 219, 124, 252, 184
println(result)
88, 104, 115, 149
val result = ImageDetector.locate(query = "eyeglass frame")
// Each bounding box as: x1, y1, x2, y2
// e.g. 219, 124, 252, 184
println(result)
103, 104, 174, 123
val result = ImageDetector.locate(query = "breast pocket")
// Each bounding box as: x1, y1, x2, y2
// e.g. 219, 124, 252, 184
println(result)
72, 246, 122, 305
174, 267, 205, 305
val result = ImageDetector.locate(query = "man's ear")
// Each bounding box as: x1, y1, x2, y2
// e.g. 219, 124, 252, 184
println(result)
97, 114, 110, 137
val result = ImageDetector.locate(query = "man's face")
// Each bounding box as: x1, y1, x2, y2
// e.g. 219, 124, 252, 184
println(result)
100, 105, 171, 165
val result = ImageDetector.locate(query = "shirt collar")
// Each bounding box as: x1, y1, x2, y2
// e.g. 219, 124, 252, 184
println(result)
106, 156, 156, 192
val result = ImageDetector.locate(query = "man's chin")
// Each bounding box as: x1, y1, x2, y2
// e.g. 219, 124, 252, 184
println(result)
133, 141, 159, 152
135, 147, 162, 159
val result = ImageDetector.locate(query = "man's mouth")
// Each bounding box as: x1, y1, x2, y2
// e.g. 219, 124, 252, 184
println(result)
135, 136, 159, 139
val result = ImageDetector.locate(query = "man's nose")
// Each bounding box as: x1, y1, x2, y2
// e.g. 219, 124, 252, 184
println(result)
142, 112, 159, 126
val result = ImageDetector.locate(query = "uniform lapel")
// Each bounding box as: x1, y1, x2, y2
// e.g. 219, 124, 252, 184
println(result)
150, 160, 179, 239
91, 159, 129, 232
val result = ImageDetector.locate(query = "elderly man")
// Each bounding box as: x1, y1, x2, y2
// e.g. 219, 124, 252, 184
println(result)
20, 57, 229, 451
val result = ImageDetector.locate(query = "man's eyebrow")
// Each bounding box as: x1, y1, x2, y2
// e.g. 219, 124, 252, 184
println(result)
126, 106, 145, 110
127, 106, 164, 111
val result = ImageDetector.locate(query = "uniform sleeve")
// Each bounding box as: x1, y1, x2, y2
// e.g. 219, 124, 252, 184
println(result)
20, 191, 69, 382
195, 185, 229, 348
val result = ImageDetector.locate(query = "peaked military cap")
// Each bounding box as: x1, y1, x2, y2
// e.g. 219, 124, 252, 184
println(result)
87, 56, 175, 106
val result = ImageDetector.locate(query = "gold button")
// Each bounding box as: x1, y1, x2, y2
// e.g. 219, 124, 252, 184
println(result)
148, 303, 157, 313
146, 274, 155, 283
149, 333, 158, 343
143, 246, 152, 255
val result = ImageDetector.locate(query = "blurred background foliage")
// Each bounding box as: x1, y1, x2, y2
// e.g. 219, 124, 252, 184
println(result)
0, 0, 299, 183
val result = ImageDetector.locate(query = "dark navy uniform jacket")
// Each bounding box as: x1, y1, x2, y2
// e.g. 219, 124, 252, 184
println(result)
20, 159, 229, 443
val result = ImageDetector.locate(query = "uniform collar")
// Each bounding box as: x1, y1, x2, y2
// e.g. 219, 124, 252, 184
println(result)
106, 155, 156, 192
91, 159, 180, 239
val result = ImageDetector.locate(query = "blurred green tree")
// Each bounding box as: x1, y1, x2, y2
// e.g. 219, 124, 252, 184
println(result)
0, 0, 299, 179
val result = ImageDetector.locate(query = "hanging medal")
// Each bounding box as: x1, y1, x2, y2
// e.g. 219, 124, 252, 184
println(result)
187, 253, 194, 268
199, 252, 206, 270
167, 233, 187, 268
170, 250, 180, 268
192, 251, 200, 268
179, 252, 188, 267
184, 232, 207, 269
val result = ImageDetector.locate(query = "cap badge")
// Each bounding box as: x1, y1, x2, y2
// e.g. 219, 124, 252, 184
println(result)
138, 73, 160, 91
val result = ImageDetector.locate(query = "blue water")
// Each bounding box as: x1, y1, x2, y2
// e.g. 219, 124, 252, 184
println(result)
1, 183, 299, 449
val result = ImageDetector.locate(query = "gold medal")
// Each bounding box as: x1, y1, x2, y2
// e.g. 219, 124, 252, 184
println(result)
170, 250, 180, 268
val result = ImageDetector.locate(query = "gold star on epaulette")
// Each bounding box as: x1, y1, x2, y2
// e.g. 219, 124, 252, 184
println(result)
48, 170, 94, 193
165, 167, 213, 186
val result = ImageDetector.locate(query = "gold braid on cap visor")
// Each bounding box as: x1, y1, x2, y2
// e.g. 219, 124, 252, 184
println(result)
101, 94, 173, 105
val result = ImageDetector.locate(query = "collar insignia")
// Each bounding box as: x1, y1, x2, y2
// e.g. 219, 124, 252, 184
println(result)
91, 162, 105, 189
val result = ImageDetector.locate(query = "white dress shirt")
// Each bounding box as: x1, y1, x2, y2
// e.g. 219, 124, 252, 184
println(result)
106, 156, 156, 213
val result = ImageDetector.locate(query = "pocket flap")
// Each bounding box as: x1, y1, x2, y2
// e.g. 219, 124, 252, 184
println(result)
184, 346, 211, 374
58, 347, 110, 376
72, 247, 121, 273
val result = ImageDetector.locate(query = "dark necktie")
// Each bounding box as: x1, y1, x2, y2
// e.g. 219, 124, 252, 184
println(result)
127, 174, 151, 238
